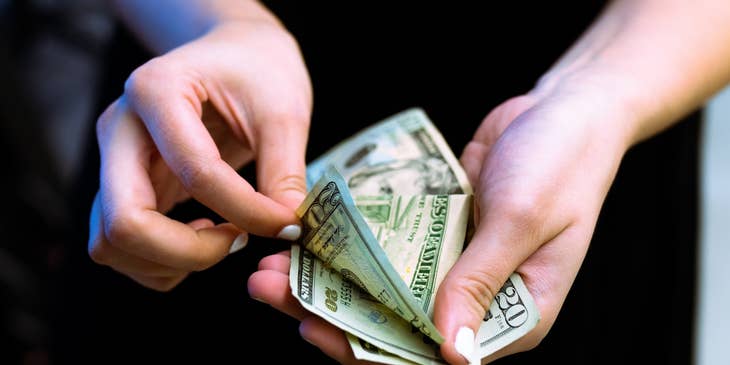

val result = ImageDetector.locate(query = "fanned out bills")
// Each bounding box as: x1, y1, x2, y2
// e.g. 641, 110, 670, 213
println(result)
290, 108, 540, 364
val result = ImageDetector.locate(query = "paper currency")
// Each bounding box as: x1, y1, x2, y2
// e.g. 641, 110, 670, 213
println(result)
473, 274, 538, 363
296, 168, 445, 343
291, 108, 539, 364
354, 193, 470, 320
305, 108, 472, 196
290, 243, 443, 364
347, 273, 538, 365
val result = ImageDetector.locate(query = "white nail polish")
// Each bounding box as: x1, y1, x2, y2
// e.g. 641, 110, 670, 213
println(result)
229, 233, 248, 254
455, 326, 475, 361
277, 224, 302, 241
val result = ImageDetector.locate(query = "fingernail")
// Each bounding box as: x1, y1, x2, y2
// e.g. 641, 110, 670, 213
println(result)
229, 233, 248, 254
455, 326, 475, 362
277, 224, 302, 241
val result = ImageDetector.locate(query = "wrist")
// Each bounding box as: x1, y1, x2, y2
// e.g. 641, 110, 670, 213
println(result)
530, 63, 654, 152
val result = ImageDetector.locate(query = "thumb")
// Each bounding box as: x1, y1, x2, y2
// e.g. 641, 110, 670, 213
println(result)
255, 111, 310, 213
433, 209, 543, 364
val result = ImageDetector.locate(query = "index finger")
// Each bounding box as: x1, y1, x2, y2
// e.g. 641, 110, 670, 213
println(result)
97, 99, 243, 270
124, 62, 301, 239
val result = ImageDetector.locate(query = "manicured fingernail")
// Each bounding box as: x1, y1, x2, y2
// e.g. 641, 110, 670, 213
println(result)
455, 326, 475, 362
277, 224, 302, 241
229, 233, 248, 254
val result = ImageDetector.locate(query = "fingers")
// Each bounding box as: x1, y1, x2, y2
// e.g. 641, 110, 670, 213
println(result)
257, 250, 292, 273
89, 186, 245, 290
255, 107, 310, 211
252, 251, 375, 364
478, 228, 587, 364
460, 141, 489, 187
460, 95, 538, 186
89, 238, 186, 278
248, 251, 310, 321
247, 270, 309, 320
91, 101, 249, 291
123, 60, 301, 238
434, 229, 521, 364
97, 102, 245, 270
433, 196, 570, 364
299, 316, 363, 364
471, 95, 538, 145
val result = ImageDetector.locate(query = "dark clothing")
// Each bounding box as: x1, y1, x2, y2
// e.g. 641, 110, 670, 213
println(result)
3, 2, 699, 364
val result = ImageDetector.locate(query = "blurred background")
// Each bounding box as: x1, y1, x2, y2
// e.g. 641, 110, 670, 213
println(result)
1, 1, 728, 364
696, 86, 730, 365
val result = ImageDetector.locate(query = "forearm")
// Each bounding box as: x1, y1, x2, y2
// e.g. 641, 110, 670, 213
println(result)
535, 0, 730, 146
110, 0, 280, 54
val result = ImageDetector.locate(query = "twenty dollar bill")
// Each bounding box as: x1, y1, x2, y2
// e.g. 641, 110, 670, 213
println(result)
291, 108, 539, 364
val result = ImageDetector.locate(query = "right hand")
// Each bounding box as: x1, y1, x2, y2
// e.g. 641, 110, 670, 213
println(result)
88, 19, 312, 291
433, 86, 631, 364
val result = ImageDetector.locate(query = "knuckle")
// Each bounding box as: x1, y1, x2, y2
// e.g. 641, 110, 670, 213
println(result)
280, 173, 307, 191
103, 209, 142, 247
176, 158, 215, 196
445, 269, 505, 315
186, 245, 224, 272
269, 173, 307, 196
123, 57, 171, 102
462, 269, 505, 310
95, 100, 120, 138
264, 102, 311, 128
190, 256, 216, 272
498, 192, 545, 232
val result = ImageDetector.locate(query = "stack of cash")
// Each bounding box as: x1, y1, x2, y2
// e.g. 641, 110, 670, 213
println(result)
290, 108, 539, 364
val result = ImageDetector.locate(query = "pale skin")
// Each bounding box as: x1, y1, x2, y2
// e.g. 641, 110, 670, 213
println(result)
88, 0, 312, 291
248, 0, 730, 364
89, 0, 730, 363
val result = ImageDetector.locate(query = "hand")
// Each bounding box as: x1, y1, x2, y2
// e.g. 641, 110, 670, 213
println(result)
88, 19, 312, 291
435, 84, 631, 363
249, 249, 379, 364
248, 80, 633, 363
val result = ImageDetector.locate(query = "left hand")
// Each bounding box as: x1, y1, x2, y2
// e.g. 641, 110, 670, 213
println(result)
88, 19, 312, 291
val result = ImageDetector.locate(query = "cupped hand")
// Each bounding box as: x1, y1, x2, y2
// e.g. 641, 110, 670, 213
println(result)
88, 19, 312, 291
